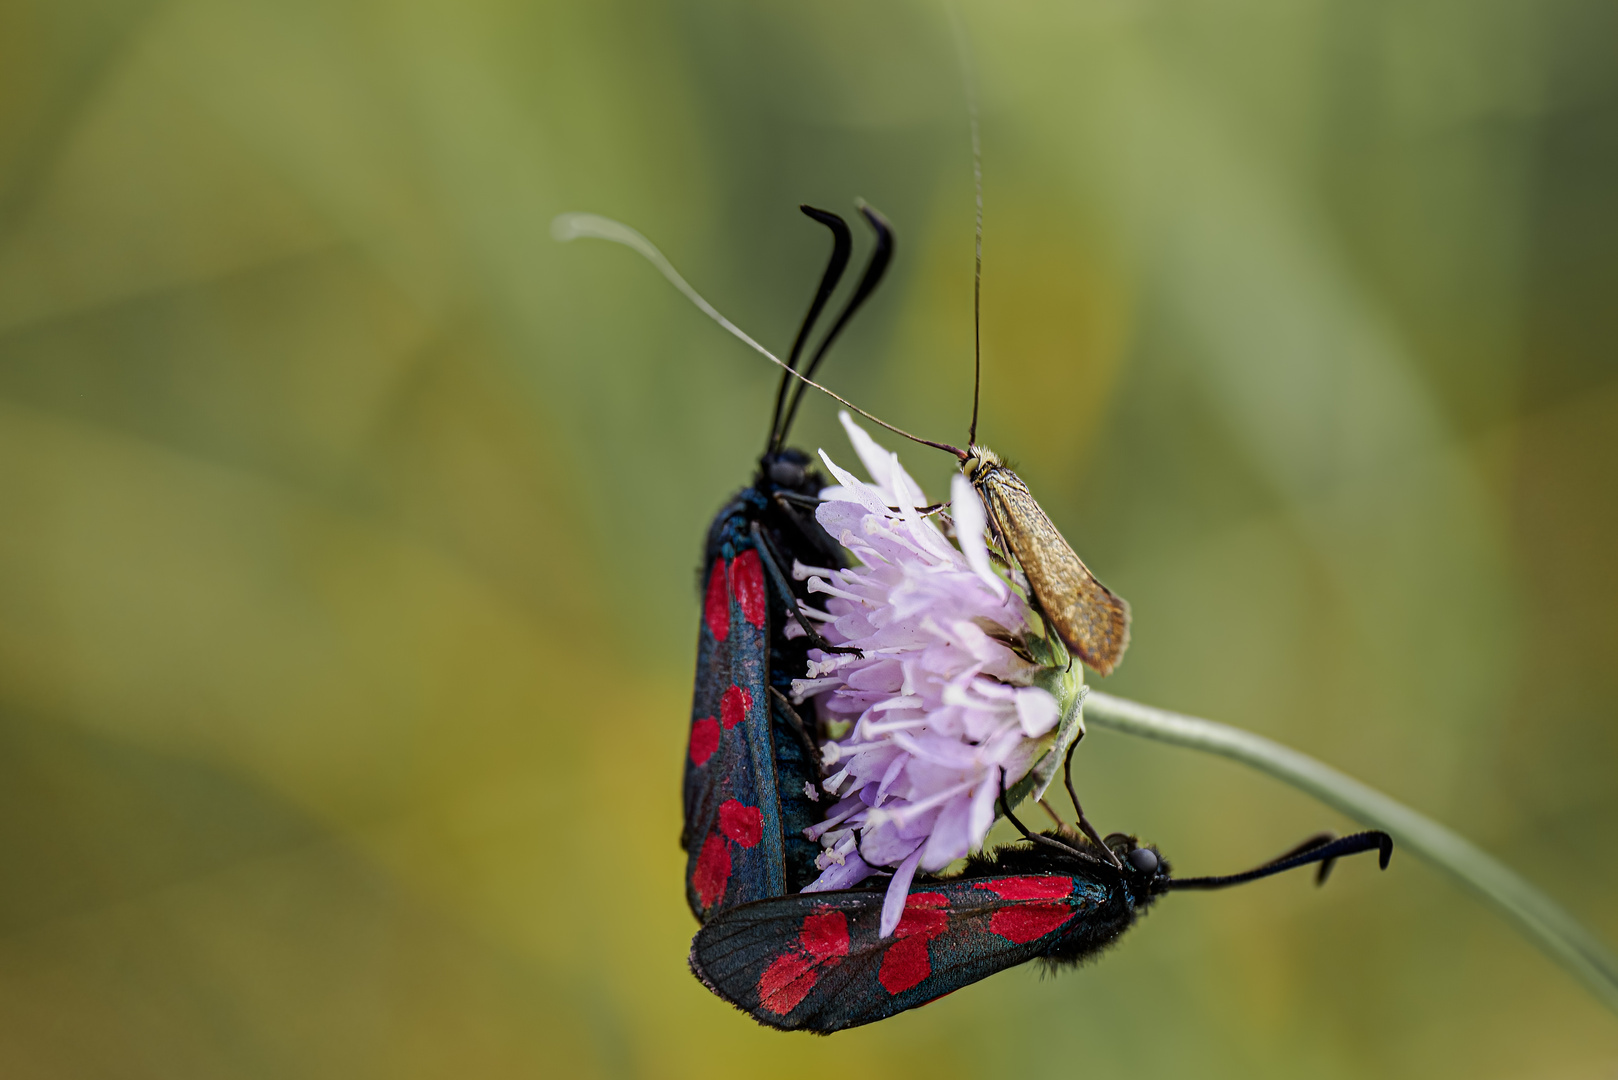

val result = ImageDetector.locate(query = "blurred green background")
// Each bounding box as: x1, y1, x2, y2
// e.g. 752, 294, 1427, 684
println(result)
2, 0, 1616, 1075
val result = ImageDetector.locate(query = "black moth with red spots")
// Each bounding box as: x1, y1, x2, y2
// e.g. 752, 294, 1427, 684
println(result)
690, 830, 1392, 1033
682, 204, 896, 922
679, 205, 1396, 1027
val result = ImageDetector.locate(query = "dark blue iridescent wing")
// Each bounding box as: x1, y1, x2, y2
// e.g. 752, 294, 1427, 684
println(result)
689, 870, 1118, 1033
683, 520, 787, 921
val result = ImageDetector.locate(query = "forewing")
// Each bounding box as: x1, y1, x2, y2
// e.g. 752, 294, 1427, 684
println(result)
981, 474, 1131, 676
684, 541, 787, 921
690, 872, 1108, 1033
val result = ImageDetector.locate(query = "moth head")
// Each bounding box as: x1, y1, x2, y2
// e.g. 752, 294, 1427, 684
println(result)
1105, 832, 1171, 893
961, 444, 1001, 481
761, 447, 817, 494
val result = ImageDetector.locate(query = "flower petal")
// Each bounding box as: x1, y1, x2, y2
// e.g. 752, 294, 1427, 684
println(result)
839, 412, 903, 503
969, 767, 1000, 848
1014, 686, 1060, 737
861, 821, 925, 867
817, 450, 893, 519
951, 473, 1006, 600
920, 793, 973, 871
803, 851, 876, 892
880, 846, 926, 939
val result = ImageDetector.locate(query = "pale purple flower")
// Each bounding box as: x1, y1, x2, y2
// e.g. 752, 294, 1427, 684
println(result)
790, 414, 1084, 936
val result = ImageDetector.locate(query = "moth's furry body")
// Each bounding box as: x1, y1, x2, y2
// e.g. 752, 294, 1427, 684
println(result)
957, 834, 1167, 966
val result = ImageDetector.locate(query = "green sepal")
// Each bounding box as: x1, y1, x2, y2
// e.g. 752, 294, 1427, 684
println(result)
998, 654, 1087, 813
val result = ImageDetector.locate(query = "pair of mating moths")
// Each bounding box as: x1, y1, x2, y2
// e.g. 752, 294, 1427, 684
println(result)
563, 203, 1391, 1033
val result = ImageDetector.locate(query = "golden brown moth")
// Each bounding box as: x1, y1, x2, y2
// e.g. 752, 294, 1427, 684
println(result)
961, 446, 1130, 676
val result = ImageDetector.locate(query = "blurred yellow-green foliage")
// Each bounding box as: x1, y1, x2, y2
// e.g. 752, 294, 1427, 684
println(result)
2, 0, 1616, 1076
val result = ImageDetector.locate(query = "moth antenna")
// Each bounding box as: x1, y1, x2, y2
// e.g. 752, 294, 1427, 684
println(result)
1257, 831, 1340, 885
770, 207, 852, 453
779, 203, 894, 441
946, 0, 984, 447
553, 212, 965, 459
1167, 830, 1393, 891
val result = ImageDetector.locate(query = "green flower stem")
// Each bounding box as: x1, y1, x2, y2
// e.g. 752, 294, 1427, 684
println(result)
1085, 692, 1618, 1016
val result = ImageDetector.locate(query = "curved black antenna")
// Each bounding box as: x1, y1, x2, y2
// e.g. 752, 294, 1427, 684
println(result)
778, 204, 895, 441
1252, 831, 1341, 885
768, 206, 852, 454
946, 0, 984, 447
552, 212, 967, 460
1166, 830, 1393, 892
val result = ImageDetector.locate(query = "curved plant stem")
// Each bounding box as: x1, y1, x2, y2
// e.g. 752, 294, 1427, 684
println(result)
1085, 692, 1618, 1016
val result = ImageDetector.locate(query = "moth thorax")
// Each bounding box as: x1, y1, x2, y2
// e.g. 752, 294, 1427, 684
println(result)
961, 445, 1002, 481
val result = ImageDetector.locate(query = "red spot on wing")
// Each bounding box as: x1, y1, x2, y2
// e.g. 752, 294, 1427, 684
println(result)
689, 718, 720, 766
718, 800, 763, 848
988, 904, 1074, 944
719, 685, 752, 730
754, 909, 851, 1017
703, 557, 730, 641
730, 549, 767, 629
800, 911, 850, 961
692, 833, 730, 909
895, 893, 951, 937
879, 936, 932, 995
974, 876, 1075, 901
758, 953, 817, 1016
879, 893, 951, 995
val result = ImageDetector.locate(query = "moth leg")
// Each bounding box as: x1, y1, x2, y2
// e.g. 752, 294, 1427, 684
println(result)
1038, 798, 1065, 829
982, 501, 1015, 565
998, 770, 1092, 862
1038, 798, 1088, 847
769, 687, 826, 782
750, 522, 862, 656
770, 494, 845, 566
1063, 732, 1123, 868
961, 506, 1022, 576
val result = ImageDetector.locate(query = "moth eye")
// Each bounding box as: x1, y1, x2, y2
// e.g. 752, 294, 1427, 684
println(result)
1126, 847, 1159, 874
769, 459, 806, 487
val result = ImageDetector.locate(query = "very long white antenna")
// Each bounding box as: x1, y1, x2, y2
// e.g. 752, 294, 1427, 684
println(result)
552, 212, 963, 457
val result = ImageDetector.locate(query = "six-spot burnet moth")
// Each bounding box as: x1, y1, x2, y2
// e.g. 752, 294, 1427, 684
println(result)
554, 184, 1394, 1030
689, 738, 1393, 1033
681, 204, 897, 922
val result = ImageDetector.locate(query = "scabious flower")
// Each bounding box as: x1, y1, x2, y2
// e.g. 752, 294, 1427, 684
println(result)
790, 414, 1085, 937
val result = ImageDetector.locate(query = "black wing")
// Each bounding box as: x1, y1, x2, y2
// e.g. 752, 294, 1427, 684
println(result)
683, 537, 786, 921
690, 870, 1116, 1033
